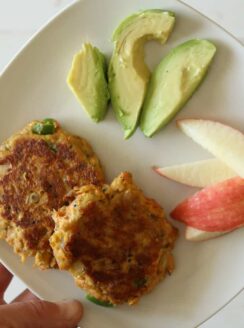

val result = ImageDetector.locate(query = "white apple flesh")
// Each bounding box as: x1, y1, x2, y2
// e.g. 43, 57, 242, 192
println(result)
154, 158, 236, 188
185, 226, 227, 241
177, 119, 244, 178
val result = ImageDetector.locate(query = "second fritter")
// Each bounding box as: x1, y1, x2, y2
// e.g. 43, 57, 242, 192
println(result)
50, 172, 178, 305
0, 119, 104, 269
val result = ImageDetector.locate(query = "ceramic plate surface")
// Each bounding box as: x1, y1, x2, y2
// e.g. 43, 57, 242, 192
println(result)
0, 0, 243, 327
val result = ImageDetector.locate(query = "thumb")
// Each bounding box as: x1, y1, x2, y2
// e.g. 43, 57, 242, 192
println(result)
0, 299, 83, 328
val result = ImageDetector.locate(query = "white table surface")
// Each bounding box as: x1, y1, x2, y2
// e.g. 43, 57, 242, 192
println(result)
0, 1, 243, 327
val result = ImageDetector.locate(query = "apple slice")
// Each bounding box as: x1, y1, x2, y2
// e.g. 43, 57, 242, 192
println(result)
154, 158, 236, 188
171, 177, 244, 232
185, 226, 227, 241
177, 119, 244, 178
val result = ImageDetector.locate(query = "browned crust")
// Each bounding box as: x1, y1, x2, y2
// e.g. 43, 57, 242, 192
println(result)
51, 172, 178, 304
0, 120, 105, 269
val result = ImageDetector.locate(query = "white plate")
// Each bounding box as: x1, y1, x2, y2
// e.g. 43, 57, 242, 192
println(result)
0, 0, 243, 327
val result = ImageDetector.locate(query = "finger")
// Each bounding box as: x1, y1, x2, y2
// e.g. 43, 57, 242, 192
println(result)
0, 263, 13, 302
12, 289, 39, 303
0, 299, 83, 328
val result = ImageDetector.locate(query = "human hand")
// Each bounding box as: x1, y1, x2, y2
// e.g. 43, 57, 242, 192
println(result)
0, 262, 83, 328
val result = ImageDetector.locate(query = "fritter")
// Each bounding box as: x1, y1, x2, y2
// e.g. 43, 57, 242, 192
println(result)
0, 119, 104, 269
50, 172, 177, 305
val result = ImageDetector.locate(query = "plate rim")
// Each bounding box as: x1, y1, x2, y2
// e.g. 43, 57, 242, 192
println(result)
0, 1, 243, 327
178, 0, 243, 48
175, 2, 244, 327
0, 0, 243, 80
0, 0, 79, 77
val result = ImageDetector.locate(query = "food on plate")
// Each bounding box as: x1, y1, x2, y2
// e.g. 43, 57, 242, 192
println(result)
178, 119, 244, 178
67, 43, 110, 122
50, 172, 177, 305
156, 118, 244, 241
140, 40, 216, 137
185, 226, 226, 242
86, 294, 114, 307
32, 118, 57, 135
171, 177, 244, 232
154, 158, 236, 188
108, 10, 175, 139
0, 119, 104, 269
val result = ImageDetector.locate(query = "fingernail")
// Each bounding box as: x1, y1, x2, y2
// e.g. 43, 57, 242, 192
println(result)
57, 300, 83, 323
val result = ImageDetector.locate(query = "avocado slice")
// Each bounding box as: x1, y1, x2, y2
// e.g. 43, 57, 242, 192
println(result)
140, 39, 216, 137
67, 43, 110, 122
108, 10, 175, 139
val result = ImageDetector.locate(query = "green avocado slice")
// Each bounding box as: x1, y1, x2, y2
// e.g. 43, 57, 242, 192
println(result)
140, 39, 216, 137
67, 43, 110, 122
108, 10, 175, 139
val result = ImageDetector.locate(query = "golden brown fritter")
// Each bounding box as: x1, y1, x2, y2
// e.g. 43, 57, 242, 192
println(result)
50, 172, 177, 305
0, 119, 104, 269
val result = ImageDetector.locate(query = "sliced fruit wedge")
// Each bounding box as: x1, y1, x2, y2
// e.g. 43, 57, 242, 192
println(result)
154, 158, 236, 188
185, 226, 227, 241
140, 40, 216, 137
109, 10, 175, 139
178, 119, 244, 178
67, 43, 110, 122
171, 177, 244, 232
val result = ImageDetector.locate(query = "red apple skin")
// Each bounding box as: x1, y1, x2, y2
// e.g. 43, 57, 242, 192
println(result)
171, 177, 244, 232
